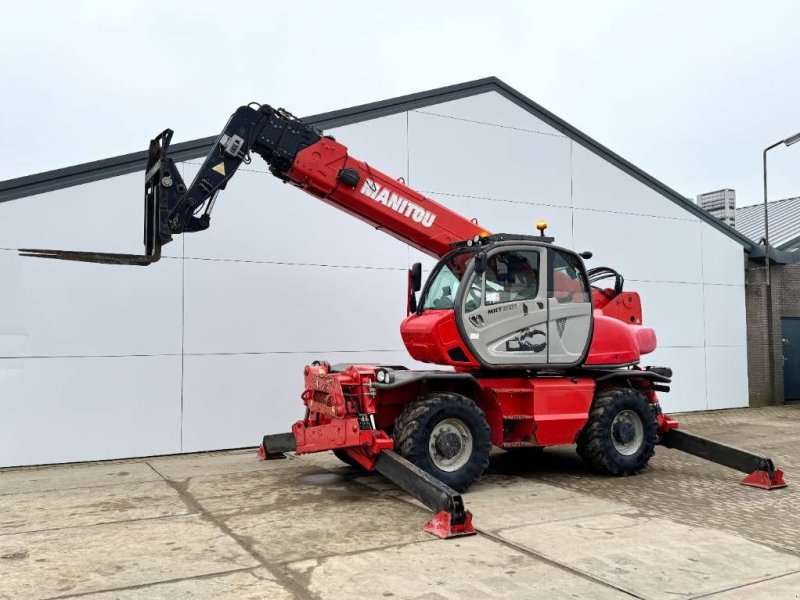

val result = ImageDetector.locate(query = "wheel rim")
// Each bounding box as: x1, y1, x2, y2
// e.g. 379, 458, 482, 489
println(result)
611, 409, 644, 456
428, 418, 473, 472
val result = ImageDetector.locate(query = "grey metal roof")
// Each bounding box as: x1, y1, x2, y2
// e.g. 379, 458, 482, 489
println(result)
0, 76, 758, 252
736, 197, 800, 250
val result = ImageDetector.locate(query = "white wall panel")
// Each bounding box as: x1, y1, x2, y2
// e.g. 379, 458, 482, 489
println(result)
407, 194, 574, 272
432, 194, 572, 245
182, 350, 424, 452
703, 285, 747, 346
0, 355, 181, 466
573, 209, 703, 284
705, 346, 749, 410
633, 281, 704, 348
181, 113, 409, 268
0, 172, 181, 258
415, 91, 563, 137
0, 249, 182, 358
183, 259, 408, 355
572, 145, 699, 222
326, 115, 408, 177
0, 251, 26, 356
703, 284, 747, 347
701, 226, 746, 286
645, 346, 707, 413
408, 111, 572, 207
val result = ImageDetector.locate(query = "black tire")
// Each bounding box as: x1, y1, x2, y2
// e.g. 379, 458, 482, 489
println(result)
393, 392, 492, 492
576, 387, 657, 476
332, 449, 365, 470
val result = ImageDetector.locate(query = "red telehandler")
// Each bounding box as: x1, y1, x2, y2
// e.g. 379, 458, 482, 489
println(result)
22, 103, 786, 537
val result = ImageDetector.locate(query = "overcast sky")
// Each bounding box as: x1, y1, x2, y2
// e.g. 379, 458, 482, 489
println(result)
1, 0, 797, 206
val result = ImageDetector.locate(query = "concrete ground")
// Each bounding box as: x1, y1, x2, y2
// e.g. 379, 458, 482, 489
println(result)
1, 405, 799, 600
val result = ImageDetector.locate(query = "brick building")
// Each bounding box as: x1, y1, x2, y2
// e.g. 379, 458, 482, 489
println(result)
740, 199, 800, 405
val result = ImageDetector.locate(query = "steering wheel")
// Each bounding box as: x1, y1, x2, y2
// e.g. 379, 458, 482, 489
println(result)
465, 285, 482, 312
557, 291, 575, 304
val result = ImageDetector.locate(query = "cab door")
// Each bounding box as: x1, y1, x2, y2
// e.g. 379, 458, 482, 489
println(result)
547, 248, 593, 365
458, 246, 550, 367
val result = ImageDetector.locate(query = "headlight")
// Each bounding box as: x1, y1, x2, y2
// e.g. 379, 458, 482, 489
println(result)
376, 369, 386, 383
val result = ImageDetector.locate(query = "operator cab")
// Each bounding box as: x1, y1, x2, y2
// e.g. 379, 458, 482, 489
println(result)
401, 233, 593, 370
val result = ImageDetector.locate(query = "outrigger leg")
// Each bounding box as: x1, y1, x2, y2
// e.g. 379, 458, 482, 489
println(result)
660, 429, 787, 490
258, 433, 476, 538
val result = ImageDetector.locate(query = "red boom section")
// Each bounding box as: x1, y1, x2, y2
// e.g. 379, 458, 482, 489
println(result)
286, 139, 488, 258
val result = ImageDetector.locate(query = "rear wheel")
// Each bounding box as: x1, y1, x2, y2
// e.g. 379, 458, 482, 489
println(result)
393, 392, 492, 492
576, 387, 656, 475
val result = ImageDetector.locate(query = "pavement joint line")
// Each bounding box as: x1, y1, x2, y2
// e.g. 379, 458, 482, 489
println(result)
685, 566, 800, 599
296, 454, 649, 599
0, 476, 165, 498
487, 506, 641, 534
592, 496, 800, 558
0, 448, 257, 476
275, 537, 440, 566
499, 469, 800, 558
0, 509, 195, 538
145, 460, 322, 600
290, 451, 646, 597
40, 565, 263, 600
476, 528, 646, 599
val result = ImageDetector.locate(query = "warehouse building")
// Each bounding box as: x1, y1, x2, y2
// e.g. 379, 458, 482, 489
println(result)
0, 77, 766, 467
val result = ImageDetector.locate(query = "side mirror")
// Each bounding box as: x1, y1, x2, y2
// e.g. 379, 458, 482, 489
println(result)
474, 252, 487, 275
410, 262, 422, 292
409, 293, 418, 314
408, 262, 422, 315
579, 251, 593, 260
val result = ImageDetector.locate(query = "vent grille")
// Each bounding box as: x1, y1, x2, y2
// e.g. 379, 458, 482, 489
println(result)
556, 318, 567, 337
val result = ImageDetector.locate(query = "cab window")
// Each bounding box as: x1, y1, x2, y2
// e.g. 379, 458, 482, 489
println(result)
421, 250, 476, 311
551, 250, 590, 303
484, 250, 540, 306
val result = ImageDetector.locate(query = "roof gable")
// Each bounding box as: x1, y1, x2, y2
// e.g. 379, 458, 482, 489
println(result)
0, 77, 756, 251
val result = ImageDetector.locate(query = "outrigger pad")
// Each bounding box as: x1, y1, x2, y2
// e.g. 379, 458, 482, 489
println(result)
423, 510, 476, 539
373, 451, 477, 539
660, 429, 788, 490
741, 468, 787, 490
258, 432, 297, 460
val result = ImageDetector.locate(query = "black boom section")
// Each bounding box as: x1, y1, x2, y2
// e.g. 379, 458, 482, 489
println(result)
20, 104, 323, 265
155, 105, 323, 244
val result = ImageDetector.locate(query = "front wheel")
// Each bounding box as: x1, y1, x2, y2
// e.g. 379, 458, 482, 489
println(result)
576, 387, 657, 476
332, 449, 365, 470
393, 392, 492, 492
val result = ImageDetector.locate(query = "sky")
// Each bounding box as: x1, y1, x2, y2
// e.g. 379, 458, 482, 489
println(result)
1, 0, 798, 207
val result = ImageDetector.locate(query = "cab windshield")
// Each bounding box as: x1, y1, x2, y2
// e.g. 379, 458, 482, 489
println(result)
420, 249, 476, 311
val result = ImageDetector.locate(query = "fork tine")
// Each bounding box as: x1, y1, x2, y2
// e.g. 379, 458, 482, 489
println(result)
18, 249, 158, 266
